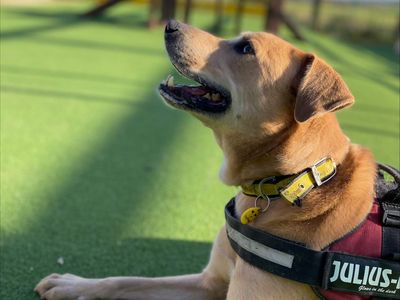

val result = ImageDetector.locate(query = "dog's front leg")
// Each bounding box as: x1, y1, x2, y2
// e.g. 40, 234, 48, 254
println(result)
35, 227, 235, 300
35, 272, 224, 300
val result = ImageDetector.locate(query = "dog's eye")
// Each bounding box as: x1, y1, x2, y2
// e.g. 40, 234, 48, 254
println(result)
242, 43, 254, 54
235, 41, 255, 55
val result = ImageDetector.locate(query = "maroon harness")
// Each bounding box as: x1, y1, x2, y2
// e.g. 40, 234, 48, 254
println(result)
317, 201, 382, 300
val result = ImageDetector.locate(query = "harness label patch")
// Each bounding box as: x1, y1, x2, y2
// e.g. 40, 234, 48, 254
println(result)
327, 254, 400, 298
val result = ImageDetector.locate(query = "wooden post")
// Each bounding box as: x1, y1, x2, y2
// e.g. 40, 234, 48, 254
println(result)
282, 14, 305, 40
235, 0, 245, 34
395, 17, 400, 55
310, 0, 322, 30
161, 0, 177, 22
265, 0, 305, 41
265, 0, 282, 34
213, 0, 224, 33
183, 0, 193, 23
148, 0, 161, 28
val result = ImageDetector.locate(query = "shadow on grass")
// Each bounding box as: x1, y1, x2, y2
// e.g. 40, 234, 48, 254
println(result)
0, 17, 79, 40
0, 8, 85, 40
307, 36, 399, 94
85, 13, 150, 29
341, 122, 399, 139
27, 35, 165, 56
350, 44, 400, 76
0, 6, 150, 40
351, 103, 399, 116
1, 9, 164, 56
1, 65, 149, 86
1, 236, 211, 299
2, 7, 147, 27
1, 85, 141, 107
0, 64, 195, 299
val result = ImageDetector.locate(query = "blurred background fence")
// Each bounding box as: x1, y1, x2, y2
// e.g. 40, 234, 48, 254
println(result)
4, 0, 398, 45
78, 0, 399, 46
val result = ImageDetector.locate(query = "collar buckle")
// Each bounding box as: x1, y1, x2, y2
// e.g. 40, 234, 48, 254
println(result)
311, 165, 322, 186
311, 158, 337, 187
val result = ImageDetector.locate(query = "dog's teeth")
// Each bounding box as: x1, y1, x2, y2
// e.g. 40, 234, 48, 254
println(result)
166, 75, 174, 87
211, 93, 221, 101
204, 93, 211, 99
161, 80, 166, 85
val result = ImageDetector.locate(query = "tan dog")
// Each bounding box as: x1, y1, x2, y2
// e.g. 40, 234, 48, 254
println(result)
35, 21, 376, 300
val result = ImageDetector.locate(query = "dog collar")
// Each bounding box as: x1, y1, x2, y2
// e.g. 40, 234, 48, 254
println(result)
241, 157, 337, 206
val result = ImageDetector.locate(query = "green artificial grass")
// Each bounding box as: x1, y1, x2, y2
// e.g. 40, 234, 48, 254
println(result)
0, 2, 399, 299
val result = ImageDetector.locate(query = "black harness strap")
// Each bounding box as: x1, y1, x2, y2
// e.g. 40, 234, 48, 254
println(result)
382, 225, 400, 261
225, 199, 326, 285
377, 163, 400, 262
225, 199, 400, 299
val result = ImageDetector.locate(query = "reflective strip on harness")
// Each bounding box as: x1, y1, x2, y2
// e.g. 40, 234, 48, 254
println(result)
225, 198, 400, 299
226, 223, 294, 268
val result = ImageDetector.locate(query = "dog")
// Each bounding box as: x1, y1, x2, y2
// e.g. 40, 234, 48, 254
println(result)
35, 20, 378, 300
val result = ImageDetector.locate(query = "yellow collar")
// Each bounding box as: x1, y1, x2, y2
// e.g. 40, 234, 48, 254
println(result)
241, 157, 337, 206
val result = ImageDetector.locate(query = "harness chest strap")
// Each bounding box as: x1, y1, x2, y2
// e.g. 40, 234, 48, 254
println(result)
241, 158, 336, 204
224, 199, 400, 299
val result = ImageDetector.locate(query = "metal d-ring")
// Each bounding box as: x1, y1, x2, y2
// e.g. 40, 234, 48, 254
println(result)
256, 177, 273, 212
254, 195, 271, 213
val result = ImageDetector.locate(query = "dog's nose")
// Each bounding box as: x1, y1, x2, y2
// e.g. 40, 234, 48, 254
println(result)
165, 19, 181, 34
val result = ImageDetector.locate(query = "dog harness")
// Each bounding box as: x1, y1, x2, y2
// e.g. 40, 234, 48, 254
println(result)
225, 163, 400, 299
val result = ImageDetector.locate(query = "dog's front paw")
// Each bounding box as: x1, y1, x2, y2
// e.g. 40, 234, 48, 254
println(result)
34, 273, 106, 300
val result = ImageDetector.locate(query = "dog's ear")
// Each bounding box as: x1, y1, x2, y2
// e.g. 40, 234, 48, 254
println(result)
293, 54, 354, 123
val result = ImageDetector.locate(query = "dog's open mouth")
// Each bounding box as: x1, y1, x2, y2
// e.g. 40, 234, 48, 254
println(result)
158, 74, 231, 114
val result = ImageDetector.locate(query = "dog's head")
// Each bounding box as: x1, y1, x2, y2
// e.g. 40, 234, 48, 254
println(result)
159, 21, 354, 182
159, 20, 353, 131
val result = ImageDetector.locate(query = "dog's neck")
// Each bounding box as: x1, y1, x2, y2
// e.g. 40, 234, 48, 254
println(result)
216, 113, 376, 249
235, 144, 376, 249
217, 114, 350, 186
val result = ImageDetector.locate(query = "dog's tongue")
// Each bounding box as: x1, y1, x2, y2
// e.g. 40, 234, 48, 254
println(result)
181, 86, 210, 96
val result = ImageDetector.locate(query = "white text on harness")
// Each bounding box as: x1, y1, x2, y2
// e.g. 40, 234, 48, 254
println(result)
329, 260, 400, 290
